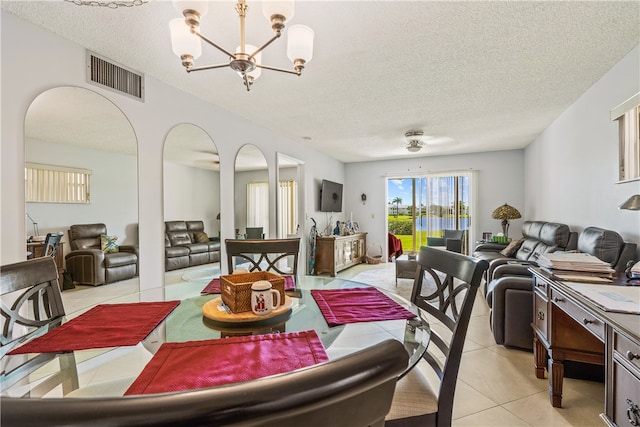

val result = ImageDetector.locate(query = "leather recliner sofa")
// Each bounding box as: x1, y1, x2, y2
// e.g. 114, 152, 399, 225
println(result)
65, 223, 138, 286
485, 226, 637, 350
165, 220, 221, 271
474, 220, 578, 290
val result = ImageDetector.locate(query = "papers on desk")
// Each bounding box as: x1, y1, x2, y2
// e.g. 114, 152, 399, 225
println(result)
563, 282, 640, 314
538, 252, 616, 282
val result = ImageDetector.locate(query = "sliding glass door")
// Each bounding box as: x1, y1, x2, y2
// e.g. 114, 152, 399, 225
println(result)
387, 171, 474, 254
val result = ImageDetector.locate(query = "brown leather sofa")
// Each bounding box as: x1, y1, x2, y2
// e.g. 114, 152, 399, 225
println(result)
65, 223, 138, 286
165, 221, 221, 271
484, 226, 637, 350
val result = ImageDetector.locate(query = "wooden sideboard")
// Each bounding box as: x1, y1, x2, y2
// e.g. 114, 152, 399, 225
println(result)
531, 268, 640, 426
314, 233, 367, 277
27, 242, 64, 289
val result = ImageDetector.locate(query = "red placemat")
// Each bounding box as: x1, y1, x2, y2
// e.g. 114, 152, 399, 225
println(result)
125, 330, 328, 395
311, 287, 416, 327
8, 301, 180, 355
201, 275, 296, 295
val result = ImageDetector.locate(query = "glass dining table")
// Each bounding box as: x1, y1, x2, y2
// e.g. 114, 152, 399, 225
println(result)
1, 274, 430, 399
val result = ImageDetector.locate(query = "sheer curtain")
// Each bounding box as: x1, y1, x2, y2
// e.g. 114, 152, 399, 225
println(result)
278, 180, 298, 238
247, 182, 269, 237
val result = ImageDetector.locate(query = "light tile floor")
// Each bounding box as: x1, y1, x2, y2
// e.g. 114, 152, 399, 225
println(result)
61, 261, 605, 426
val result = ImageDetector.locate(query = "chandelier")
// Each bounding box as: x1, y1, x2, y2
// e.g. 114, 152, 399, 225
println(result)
170, 0, 314, 91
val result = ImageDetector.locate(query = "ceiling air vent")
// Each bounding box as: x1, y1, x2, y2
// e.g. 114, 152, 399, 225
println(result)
86, 51, 144, 102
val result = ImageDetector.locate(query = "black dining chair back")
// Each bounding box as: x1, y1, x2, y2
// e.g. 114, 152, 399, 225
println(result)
42, 232, 63, 258
386, 246, 489, 427
245, 226, 264, 239
0, 257, 78, 395
1, 339, 409, 427
225, 238, 300, 276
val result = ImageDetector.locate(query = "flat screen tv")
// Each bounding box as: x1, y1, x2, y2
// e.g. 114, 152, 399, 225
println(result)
320, 179, 343, 212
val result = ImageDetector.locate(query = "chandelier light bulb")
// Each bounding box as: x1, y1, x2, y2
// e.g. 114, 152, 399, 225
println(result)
287, 25, 314, 64
262, 0, 295, 24
172, 0, 208, 16
169, 18, 202, 60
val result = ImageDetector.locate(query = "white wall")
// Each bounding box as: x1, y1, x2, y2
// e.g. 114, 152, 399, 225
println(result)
345, 150, 525, 257
525, 44, 640, 248
163, 162, 220, 236
1, 12, 344, 285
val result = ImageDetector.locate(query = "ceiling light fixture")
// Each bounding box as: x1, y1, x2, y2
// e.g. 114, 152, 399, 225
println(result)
170, 0, 314, 92
405, 130, 426, 152
65, 0, 150, 8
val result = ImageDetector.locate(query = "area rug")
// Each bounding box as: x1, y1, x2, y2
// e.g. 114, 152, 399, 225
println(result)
349, 263, 414, 300
125, 330, 328, 395
8, 301, 180, 355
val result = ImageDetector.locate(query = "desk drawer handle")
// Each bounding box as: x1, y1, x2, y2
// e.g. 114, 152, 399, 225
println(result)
553, 297, 564, 303
582, 318, 594, 325
537, 311, 545, 320
627, 399, 639, 426
627, 351, 640, 361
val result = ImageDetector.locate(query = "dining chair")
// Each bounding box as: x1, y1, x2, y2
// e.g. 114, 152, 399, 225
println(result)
1, 339, 409, 427
42, 232, 63, 258
0, 257, 78, 394
225, 238, 300, 276
245, 226, 264, 239
385, 246, 489, 427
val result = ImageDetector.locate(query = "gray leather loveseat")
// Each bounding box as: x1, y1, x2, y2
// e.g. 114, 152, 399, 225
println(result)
165, 220, 221, 271
484, 226, 637, 350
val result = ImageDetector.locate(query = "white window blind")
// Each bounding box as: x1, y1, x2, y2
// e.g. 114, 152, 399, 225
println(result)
247, 181, 269, 237
25, 163, 91, 203
278, 180, 298, 238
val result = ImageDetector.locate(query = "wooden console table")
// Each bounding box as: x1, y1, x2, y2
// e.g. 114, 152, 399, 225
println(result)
531, 268, 640, 426
314, 233, 367, 277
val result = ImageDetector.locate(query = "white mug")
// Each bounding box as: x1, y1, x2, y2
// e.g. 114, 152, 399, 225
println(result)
251, 280, 281, 315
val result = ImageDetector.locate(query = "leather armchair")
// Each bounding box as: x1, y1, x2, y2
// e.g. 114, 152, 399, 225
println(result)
485, 226, 636, 350
65, 223, 138, 286
426, 229, 465, 253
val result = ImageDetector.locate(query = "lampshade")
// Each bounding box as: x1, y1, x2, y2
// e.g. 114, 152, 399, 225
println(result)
262, 0, 295, 22
619, 194, 640, 210
173, 0, 208, 16
491, 203, 522, 220
169, 18, 201, 59
287, 25, 314, 63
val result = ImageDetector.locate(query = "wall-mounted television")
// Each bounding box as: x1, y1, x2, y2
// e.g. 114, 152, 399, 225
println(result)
320, 179, 343, 212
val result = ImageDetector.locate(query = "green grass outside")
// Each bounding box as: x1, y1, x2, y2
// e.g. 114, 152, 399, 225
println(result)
388, 214, 467, 253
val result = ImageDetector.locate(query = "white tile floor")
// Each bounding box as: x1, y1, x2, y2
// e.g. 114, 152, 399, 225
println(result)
61, 262, 605, 426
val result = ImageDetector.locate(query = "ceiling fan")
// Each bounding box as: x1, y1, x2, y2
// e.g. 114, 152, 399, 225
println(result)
404, 130, 455, 153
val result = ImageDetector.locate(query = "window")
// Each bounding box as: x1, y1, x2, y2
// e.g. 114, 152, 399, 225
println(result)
278, 180, 298, 238
611, 92, 640, 182
387, 171, 475, 254
247, 181, 269, 236
25, 163, 91, 203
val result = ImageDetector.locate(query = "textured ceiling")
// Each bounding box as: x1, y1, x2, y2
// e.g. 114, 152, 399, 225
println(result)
4, 0, 640, 164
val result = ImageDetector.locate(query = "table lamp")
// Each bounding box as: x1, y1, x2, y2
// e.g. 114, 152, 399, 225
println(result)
491, 203, 521, 238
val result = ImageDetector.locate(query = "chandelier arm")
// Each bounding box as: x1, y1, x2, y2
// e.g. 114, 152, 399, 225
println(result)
255, 64, 300, 75
188, 64, 232, 72
248, 32, 281, 61
193, 30, 236, 59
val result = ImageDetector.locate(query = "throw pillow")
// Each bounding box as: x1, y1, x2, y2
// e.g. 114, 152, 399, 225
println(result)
194, 231, 209, 243
100, 234, 119, 253
499, 239, 522, 257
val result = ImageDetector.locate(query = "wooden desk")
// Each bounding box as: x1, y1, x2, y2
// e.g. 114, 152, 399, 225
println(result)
531, 268, 640, 426
26, 242, 64, 288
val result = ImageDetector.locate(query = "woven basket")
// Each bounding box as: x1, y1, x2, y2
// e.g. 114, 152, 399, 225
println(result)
365, 244, 383, 264
220, 271, 285, 313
